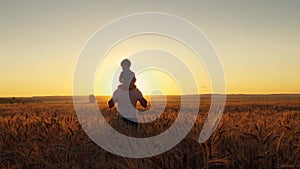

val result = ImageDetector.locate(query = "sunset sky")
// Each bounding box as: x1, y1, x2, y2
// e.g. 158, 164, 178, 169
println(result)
1, 1, 299, 97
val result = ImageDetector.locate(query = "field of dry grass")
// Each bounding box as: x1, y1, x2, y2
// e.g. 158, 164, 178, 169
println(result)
0, 95, 299, 169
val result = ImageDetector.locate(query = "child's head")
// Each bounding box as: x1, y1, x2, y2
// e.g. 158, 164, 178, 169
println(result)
121, 59, 131, 70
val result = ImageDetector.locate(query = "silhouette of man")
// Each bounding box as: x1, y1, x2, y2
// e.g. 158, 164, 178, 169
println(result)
108, 88, 147, 126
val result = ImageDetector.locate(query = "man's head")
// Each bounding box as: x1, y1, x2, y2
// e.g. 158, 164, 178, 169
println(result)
121, 59, 131, 70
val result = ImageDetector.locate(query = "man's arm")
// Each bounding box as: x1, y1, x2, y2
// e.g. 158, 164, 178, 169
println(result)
108, 90, 119, 108
135, 89, 147, 108
108, 98, 115, 108
138, 97, 147, 108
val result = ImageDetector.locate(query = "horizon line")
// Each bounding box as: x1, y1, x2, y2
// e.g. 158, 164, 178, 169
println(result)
1, 93, 300, 98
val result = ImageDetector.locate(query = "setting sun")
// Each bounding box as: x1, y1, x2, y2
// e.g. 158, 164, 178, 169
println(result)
94, 34, 211, 96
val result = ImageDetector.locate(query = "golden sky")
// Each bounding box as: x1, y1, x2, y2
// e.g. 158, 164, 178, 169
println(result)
0, 1, 299, 96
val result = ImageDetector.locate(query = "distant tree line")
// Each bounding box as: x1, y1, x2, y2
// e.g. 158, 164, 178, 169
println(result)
0, 97, 42, 104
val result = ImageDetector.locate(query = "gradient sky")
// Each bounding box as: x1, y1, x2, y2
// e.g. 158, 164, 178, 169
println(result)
0, 1, 299, 96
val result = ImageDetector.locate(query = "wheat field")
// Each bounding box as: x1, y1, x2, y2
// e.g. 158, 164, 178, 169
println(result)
0, 95, 299, 169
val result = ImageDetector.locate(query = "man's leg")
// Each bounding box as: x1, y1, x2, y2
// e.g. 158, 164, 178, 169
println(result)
120, 116, 138, 129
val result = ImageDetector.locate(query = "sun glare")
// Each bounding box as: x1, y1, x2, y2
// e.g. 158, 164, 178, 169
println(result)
94, 34, 211, 96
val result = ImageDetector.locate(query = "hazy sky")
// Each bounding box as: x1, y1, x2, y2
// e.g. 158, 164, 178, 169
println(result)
1, 1, 299, 96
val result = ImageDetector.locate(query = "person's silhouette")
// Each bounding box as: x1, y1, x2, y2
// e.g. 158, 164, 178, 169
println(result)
108, 59, 147, 127
118, 59, 136, 90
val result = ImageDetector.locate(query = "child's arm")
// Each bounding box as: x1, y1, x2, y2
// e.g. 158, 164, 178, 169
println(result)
119, 72, 123, 83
